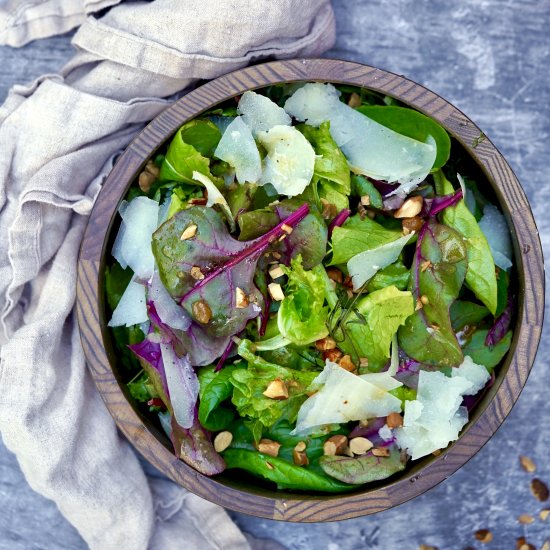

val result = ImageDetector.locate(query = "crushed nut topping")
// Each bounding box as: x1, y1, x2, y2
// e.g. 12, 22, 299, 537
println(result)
190, 266, 205, 280
192, 299, 212, 324
180, 224, 197, 240
257, 439, 281, 457
349, 437, 374, 455
262, 378, 288, 400
394, 196, 423, 218
213, 431, 233, 453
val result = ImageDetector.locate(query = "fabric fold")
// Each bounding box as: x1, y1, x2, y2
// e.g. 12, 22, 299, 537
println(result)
0, 0, 336, 548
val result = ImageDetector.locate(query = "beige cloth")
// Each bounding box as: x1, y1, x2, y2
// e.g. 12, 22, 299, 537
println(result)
0, 1, 336, 548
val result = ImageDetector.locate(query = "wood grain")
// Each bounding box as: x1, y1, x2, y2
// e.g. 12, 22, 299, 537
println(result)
76, 58, 544, 522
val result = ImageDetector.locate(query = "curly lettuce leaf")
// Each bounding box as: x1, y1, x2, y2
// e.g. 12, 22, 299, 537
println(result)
298, 121, 350, 193
278, 256, 329, 346
398, 220, 468, 367
231, 339, 317, 433
329, 215, 402, 266
434, 171, 497, 314
338, 285, 415, 371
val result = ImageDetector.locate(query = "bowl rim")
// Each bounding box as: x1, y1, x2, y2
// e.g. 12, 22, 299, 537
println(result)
76, 57, 545, 522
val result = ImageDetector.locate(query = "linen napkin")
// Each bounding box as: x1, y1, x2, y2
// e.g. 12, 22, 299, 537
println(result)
0, 1, 336, 548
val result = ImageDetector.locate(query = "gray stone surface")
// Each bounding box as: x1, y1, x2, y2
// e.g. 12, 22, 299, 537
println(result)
1, 1, 549, 548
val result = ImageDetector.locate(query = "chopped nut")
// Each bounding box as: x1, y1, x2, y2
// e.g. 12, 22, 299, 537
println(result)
432, 449, 441, 457
347, 92, 361, 108
518, 514, 535, 524
418, 544, 438, 550
520, 455, 537, 473
420, 260, 432, 272
357, 203, 367, 220
278, 234, 287, 242
402, 216, 424, 235
516, 540, 536, 550
272, 251, 282, 260
144, 160, 160, 177
235, 287, 249, 309
359, 357, 369, 368
293, 449, 309, 466
372, 447, 390, 457
257, 439, 281, 457
415, 298, 424, 311
540, 509, 550, 521
281, 223, 293, 235
386, 412, 403, 428
192, 299, 212, 324
338, 354, 356, 372
190, 266, 205, 280
265, 461, 274, 470
394, 196, 423, 218
474, 529, 493, 543
323, 435, 348, 456
263, 378, 288, 400
294, 441, 307, 452
268, 282, 285, 301
268, 265, 285, 279
420, 295, 429, 305
343, 275, 354, 288
188, 197, 208, 205
326, 267, 344, 284
138, 171, 156, 193
320, 198, 338, 219
349, 437, 374, 455
323, 349, 343, 363
531, 478, 550, 501
315, 337, 337, 351
213, 431, 233, 452
180, 224, 197, 240
360, 195, 371, 206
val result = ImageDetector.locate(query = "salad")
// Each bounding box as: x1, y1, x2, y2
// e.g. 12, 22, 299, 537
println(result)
106, 82, 514, 492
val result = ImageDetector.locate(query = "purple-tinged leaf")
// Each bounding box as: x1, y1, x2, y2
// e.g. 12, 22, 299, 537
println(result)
160, 343, 199, 429
328, 208, 351, 237
215, 338, 235, 372
349, 417, 388, 446
319, 445, 406, 484
369, 178, 399, 197
128, 336, 171, 411
383, 194, 405, 211
170, 414, 225, 475
421, 189, 463, 217
462, 370, 495, 411
398, 220, 468, 367
485, 296, 514, 347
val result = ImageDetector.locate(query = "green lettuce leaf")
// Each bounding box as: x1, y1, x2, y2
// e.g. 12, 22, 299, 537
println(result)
298, 121, 350, 193
222, 448, 354, 492
398, 220, 468, 367
356, 105, 451, 171
329, 215, 402, 266
318, 178, 349, 211
278, 256, 329, 346
450, 300, 490, 331
231, 340, 317, 433
177, 119, 221, 157
462, 329, 512, 371
197, 365, 237, 431
337, 285, 415, 370
434, 171, 497, 314
350, 174, 383, 208
366, 260, 410, 292
319, 447, 406, 485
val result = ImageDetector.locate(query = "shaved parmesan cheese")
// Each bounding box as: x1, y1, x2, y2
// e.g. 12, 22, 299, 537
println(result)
394, 356, 490, 459
111, 196, 159, 279
478, 204, 513, 270
291, 361, 402, 435
258, 125, 315, 197
379, 424, 394, 442
284, 83, 436, 186
359, 371, 402, 391
108, 279, 148, 327
149, 271, 191, 331
237, 91, 291, 136
214, 116, 261, 184
192, 171, 235, 232
347, 233, 413, 290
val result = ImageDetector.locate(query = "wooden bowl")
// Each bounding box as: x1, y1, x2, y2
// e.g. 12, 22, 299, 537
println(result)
76, 58, 544, 521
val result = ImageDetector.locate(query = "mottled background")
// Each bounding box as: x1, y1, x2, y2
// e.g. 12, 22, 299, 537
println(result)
1, 0, 549, 548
